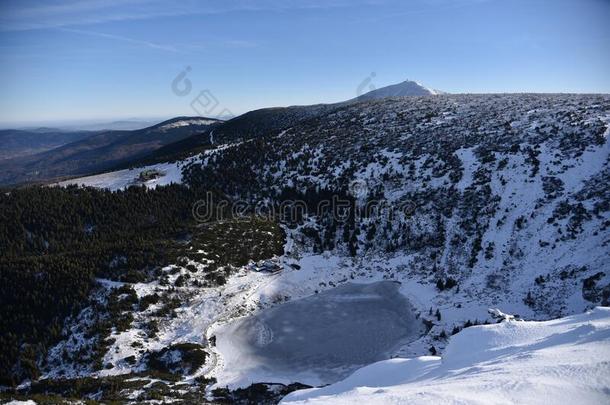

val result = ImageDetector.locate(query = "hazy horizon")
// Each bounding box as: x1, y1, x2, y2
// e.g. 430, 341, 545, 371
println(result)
5, 89, 610, 131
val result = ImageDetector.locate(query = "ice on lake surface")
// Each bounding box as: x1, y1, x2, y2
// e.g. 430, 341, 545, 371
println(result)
215, 281, 421, 386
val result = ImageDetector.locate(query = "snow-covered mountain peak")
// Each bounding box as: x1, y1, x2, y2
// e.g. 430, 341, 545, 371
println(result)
351, 79, 443, 103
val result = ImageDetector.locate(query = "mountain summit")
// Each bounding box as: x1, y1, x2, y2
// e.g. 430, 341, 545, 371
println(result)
349, 79, 444, 103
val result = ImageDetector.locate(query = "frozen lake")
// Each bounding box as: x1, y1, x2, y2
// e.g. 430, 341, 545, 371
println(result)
215, 281, 421, 387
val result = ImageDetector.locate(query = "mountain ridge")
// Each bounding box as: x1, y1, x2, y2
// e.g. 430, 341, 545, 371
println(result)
0, 80, 444, 186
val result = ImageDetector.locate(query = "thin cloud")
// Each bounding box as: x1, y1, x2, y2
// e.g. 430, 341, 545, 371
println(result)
223, 39, 259, 48
58, 27, 179, 52
1, 0, 191, 32
12, 0, 150, 17
0, 0, 389, 32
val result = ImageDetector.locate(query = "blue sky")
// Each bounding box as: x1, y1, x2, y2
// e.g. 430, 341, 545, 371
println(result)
0, 0, 609, 126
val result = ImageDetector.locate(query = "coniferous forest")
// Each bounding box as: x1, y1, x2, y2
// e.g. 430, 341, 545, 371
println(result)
0, 184, 204, 385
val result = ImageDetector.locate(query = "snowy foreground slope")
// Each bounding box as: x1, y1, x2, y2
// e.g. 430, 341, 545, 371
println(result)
283, 307, 610, 405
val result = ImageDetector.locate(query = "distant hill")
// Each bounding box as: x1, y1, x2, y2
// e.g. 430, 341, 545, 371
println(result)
0, 117, 221, 186
63, 119, 161, 131
0, 128, 94, 160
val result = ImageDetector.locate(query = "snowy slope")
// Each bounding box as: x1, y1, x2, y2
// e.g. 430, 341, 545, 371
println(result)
282, 307, 610, 405
157, 118, 219, 132
184, 94, 610, 323
54, 142, 239, 191
55, 161, 185, 191
27, 94, 609, 403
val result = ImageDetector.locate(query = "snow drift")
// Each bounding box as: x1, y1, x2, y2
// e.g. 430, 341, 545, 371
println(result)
282, 307, 610, 405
